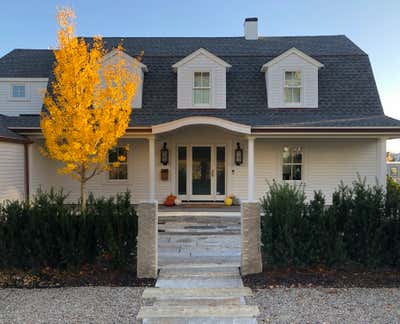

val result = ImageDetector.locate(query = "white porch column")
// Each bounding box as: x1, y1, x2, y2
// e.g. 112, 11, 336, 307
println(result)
247, 136, 255, 202
377, 137, 387, 188
148, 136, 156, 201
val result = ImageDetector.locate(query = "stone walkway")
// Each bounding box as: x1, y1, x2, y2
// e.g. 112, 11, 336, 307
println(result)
137, 212, 259, 323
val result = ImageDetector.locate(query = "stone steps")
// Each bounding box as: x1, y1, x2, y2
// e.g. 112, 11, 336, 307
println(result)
159, 262, 241, 270
137, 305, 259, 319
136, 213, 259, 323
143, 287, 252, 299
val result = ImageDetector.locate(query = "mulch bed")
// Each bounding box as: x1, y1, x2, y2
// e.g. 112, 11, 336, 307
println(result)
243, 264, 400, 289
0, 264, 155, 289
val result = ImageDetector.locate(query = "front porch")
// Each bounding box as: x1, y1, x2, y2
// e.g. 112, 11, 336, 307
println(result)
27, 116, 386, 205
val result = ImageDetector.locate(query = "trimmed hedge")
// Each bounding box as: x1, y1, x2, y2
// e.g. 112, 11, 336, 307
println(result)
0, 189, 137, 270
261, 177, 400, 268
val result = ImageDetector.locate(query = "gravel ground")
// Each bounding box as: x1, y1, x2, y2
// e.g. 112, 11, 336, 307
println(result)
1, 287, 399, 323
0, 287, 143, 324
247, 287, 400, 323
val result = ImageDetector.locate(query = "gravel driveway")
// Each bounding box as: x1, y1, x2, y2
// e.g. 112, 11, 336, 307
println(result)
248, 287, 400, 323
0, 287, 143, 324
1, 287, 399, 323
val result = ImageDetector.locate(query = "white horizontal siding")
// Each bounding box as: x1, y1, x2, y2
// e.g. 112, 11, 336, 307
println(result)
0, 142, 25, 202
254, 139, 379, 204
266, 53, 318, 108
27, 136, 382, 205
0, 80, 47, 116
29, 139, 149, 203
177, 54, 226, 109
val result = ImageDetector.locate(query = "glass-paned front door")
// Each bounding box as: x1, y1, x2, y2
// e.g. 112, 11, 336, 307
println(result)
192, 146, 211, 195
216, 146, 226, 196
178, 147, 187, 195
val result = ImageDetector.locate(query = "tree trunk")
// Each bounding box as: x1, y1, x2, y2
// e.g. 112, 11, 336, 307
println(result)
80, 167, 86, 212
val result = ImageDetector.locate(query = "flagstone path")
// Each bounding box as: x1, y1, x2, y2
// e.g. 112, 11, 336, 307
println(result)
137, 212, 259, 323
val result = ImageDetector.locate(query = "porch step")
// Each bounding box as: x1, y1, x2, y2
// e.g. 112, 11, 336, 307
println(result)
158, 211, 241, 217
159, 267, 240, 278
142, 287, 252, 299
137, 305, 259, 319
160, 262, 241, 269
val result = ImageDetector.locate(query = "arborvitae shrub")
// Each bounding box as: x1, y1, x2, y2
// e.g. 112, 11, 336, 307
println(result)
261, 177, 400, 268
0, 189, 137, 270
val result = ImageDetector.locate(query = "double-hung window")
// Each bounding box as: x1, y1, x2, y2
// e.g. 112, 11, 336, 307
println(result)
282, 147, 302, 181
284, 71, 301, 103
193, 72, 210, 106
10, 84, 26, 99
108, 147, 128, 180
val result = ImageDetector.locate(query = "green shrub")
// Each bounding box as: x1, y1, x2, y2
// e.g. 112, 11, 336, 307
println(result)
261, 177, 400, 268
261, 181, 307, 266
0, 189, 137, 270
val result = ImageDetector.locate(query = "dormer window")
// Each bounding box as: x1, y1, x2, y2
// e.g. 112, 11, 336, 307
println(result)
172, 48, 231, 109
284, 71, 301, 103
261, 47, 323, 109
193, 72, 210, 106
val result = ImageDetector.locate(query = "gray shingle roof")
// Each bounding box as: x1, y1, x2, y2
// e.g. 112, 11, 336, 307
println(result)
0, 115, 29, 142
1, 35, 400, 131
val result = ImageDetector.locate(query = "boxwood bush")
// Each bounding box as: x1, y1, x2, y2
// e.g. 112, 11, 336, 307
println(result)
261, 177, 400, 268
0, 189, 137, 270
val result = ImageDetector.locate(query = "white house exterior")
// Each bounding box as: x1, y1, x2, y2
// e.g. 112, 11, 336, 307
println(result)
0, 18, 399, 204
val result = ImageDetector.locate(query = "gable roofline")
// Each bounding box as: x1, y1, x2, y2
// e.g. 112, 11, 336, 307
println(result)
172, 48, 232, 71
260, 47, 324, 72
103, 49, 148, 72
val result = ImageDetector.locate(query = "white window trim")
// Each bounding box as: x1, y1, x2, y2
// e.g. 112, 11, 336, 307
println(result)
8, 83, 31, 102
106, 147, 129, 183
282, 70, 303, 107
192, 71, 212, 108
281, 146, 304, 182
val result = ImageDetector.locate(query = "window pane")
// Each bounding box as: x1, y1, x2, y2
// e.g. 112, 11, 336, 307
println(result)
282, 165, 291, 180
283, 147, 290, 163
292, 148, 302, 163
284, 88, 292, 103
202, 72, 210, 87
178, 147, 187, 195
285, 71, 301, 87
12, 85, 25, 98
216, 147, 225, 195
293, 165, 302, 180
192, 147, 211, 195
193, 89, 210, 105
119, 147, 128, 159
194, 72, 202, 87
292, 88, 301, 102
285, 71, 294, 81
108, 148, 118, 163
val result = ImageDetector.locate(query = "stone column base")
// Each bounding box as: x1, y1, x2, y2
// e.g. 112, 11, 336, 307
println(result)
137, 202, 158, 279
241, 201, 262, 275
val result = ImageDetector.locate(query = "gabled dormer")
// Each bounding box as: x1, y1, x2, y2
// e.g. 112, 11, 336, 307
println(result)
102, 49, 148, 109
172, 48, 231, 109
261, 47, 324, 109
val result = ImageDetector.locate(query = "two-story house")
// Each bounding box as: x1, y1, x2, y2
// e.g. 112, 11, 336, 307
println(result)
1, 18, 400, 204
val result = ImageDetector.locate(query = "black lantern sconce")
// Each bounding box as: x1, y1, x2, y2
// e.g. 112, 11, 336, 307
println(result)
160, 142, 169, 165
235, 142, 243, 166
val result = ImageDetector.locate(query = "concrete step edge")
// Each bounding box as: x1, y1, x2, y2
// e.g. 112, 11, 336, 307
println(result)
137, 305, 260, 319
142, 287, 252, 299
158, 212, 241, 217
159, 263, 240, 269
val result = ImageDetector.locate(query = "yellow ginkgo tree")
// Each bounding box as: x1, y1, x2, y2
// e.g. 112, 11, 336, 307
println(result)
41, 7, 140, 209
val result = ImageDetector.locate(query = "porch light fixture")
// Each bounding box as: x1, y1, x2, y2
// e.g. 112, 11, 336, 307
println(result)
160, 142, 169, 165
235, 142, 243, 166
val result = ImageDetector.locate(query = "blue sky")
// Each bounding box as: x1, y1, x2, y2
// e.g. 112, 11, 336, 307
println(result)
1, 0, 399, 150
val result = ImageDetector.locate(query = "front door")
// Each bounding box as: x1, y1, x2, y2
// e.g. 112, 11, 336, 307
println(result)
177, 145, 226, 201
